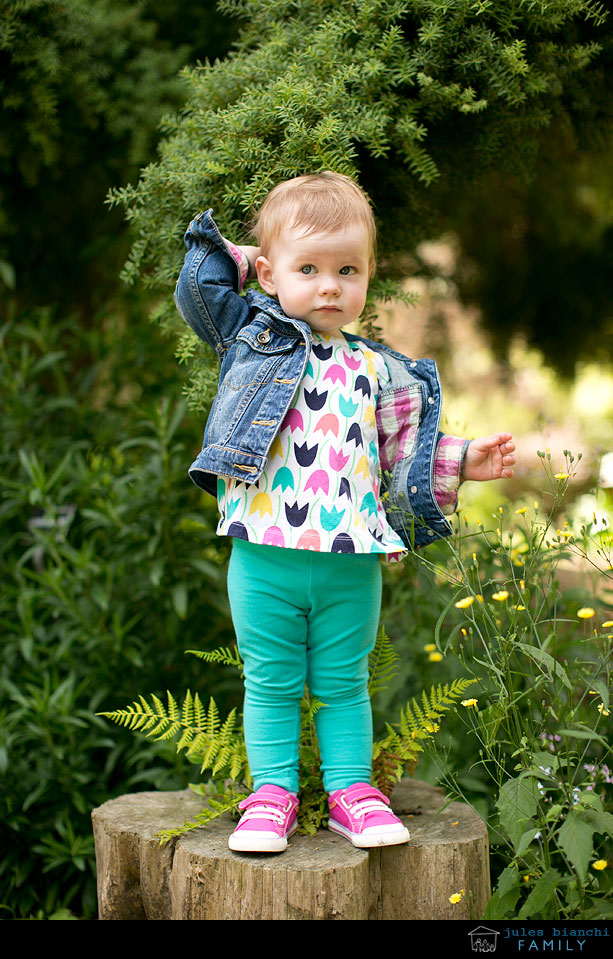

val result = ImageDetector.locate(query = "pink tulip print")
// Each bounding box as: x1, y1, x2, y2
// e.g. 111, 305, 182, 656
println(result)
323, 364, 346, 386
263, 526, 285, 547
296, 529, 321, 551
329, 447, 350, 472
314, 413, 339, 437
281, 408, 304, 433
342, 351, 361, 371
305, 470, 329, 495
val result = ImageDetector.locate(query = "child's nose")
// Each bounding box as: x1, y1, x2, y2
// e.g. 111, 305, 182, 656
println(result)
319, 273, 341, 295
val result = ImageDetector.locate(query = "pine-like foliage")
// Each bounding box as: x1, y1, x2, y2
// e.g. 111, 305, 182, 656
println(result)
110, 0, 608, 405
100, 633, 475, 839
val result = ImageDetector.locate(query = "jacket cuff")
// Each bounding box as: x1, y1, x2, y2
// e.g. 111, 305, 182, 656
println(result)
433, 435, 470, 515
222, 239, 250, 291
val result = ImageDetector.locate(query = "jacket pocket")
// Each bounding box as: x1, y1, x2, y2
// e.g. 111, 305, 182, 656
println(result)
221, 326, 296, 389
376, 383, 424, 472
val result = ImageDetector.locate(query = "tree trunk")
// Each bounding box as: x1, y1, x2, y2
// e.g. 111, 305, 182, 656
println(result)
92, 778, 490, 920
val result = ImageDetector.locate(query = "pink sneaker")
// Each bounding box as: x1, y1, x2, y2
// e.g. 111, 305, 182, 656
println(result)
328, 782, 410, 848
228, 785, 299, 852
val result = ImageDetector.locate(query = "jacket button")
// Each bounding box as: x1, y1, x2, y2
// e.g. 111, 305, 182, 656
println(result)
411, 485, 418, 494
410, 361, 417, 368
427, 396, 434, 404
257, 330, 270, 344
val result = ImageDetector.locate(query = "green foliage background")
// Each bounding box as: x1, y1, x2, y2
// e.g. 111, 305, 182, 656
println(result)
2, 0, 612, 920
113, 0, 613, 375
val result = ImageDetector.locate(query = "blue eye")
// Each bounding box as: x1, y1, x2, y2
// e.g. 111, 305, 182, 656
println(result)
300, 265, 315, 275
339, 266, 356, 275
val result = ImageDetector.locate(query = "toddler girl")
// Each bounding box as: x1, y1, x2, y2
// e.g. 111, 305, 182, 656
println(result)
174, 172, 515, 852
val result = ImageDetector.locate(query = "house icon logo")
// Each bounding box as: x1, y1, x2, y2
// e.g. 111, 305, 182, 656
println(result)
468, 926, 499, 953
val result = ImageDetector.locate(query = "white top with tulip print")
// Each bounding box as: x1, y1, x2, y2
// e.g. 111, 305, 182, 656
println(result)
216, 330, 407, 555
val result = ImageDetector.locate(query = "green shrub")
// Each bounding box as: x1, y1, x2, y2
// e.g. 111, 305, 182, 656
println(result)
0, 308, 236, 916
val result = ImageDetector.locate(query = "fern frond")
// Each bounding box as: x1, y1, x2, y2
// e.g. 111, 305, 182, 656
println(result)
99, 691, 249, 782
187, 645, 244, 673
154, 789, 247, 845
372, 677, 477, 796
368, 626, 400, 698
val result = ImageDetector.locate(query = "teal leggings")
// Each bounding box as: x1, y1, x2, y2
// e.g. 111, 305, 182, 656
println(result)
227, 539, 382, 794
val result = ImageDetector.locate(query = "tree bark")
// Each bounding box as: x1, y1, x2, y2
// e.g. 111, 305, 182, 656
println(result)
92, 778, 490, 920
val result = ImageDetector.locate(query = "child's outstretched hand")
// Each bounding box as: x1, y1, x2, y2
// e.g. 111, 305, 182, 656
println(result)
461, 433, 516, 482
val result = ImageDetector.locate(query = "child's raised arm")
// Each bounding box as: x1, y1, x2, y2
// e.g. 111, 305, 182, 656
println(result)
460, 433, 516, 482
174, 211, 253, 355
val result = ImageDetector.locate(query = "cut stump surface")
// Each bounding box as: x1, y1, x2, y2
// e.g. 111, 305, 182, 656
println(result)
92, 778, 490, 920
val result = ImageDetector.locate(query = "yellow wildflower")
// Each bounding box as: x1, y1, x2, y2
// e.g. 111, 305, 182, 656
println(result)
588, 690, 598, 695
602, 620, 613, 628
429, 652, 443, 663
461, 699, 478, 707
577, 607, 595, 619
554, 471, 569, 480
492, 590, 509, 602
448, 891, 464, 904
597, 704, 610, 716
476, 594, 484, 603
461, 628, 467, 637
515, 507, 528, 515
523, 874, 531, 882
593, 860, 608, 871
455, 596, 475, 609
520, 580, 525, 590
424, 643, 436, 652
512, 604, 526, 611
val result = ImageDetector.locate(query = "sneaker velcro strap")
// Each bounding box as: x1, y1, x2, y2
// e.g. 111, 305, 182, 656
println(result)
333, 785, 391, 808
238, 790, 297, 811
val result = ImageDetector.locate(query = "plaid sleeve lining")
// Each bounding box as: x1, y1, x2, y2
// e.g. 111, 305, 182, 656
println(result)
433, 435, 469, 514
223, 239, 250, 290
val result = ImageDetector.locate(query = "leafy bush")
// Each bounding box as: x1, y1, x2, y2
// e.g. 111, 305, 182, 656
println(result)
0, 308, 236, 917
406, 452, 613, 919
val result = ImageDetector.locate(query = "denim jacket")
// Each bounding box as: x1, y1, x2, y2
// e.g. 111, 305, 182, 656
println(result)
174, 210, 466, 549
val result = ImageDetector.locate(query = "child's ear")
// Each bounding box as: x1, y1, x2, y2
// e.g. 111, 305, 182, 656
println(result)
255, 255, 276, 295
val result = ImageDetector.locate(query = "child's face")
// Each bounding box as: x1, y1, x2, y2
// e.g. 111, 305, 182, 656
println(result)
255, 222, 370, 334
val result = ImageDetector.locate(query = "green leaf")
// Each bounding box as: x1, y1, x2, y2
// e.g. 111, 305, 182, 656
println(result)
558, 811, 594, 882
172, 583, 188, 620
556, 727, 609, 747
515, 642, 572, 690
518, 868, 561, 919
516, 826, 542, 857
497, 776, 540, 851
577, 806, 613, 838
483, 864, 521, 919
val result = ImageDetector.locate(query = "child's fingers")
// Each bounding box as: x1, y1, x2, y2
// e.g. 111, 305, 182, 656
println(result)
478, 432, 513, 450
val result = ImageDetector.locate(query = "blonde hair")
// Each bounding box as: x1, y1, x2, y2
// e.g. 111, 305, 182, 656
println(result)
252, 171, 376, 273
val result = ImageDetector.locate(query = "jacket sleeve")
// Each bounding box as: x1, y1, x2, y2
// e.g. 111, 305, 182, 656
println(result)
433, 434, 469, 515
174, 209, 251, 355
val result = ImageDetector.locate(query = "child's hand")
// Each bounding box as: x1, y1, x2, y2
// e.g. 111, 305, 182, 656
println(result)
461, 433, 516, 482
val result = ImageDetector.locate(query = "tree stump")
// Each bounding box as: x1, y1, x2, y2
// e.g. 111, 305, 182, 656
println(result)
92, 778, 490, 920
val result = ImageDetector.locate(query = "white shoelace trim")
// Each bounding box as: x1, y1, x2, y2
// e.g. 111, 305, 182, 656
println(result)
240, 803, 287, 824
347, 798, 391, 819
